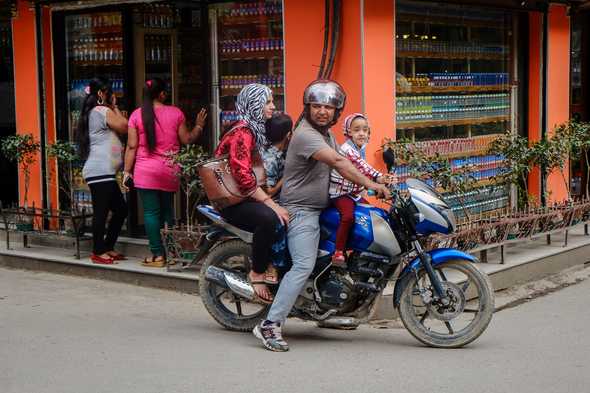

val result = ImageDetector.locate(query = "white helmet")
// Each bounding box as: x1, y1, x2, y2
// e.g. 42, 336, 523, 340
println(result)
303, 80, 346, 110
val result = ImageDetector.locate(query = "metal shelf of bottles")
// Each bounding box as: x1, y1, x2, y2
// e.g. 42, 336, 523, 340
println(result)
220, 15, 281, 26
396, 178, 499, 193
397, 85, 510, 94
396, 14, 502, 29
397, 51, 505, 61
396, 115, 509, 130
67, 26, 122, 36
219, 49, 283, 61
221, 87, 284, 97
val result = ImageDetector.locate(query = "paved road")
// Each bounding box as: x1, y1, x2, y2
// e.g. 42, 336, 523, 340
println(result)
1, 267, 588, 393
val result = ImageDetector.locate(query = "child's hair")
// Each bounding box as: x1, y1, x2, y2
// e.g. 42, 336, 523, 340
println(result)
265, 113, 293, 144
75, 77, 112, 160
141, 77, 166, 151
342, 113, 370, 137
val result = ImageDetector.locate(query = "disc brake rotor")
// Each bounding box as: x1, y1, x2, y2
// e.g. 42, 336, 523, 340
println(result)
426, 281, 466, 321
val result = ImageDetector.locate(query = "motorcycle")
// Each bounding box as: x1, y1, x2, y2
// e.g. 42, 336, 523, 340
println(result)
197, 178, 494, 348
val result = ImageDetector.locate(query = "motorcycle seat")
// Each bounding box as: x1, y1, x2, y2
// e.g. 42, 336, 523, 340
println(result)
197, 205, 254, 244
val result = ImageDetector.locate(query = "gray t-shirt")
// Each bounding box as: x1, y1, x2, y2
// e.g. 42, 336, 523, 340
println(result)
82, 106, 124, 184
280, 118, 336, 209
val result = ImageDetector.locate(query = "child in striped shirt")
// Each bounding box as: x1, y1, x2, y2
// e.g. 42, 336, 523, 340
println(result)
329, 113, 393, 266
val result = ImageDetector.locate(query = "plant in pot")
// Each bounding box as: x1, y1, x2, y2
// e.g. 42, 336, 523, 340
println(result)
487, 131, 536, 209
162, 144, 209, 268
385, 138, 478, 220
0, 134, 41, 231
46, 140, 84, 235
552, 120, 590, 200
531, 133, 571, 204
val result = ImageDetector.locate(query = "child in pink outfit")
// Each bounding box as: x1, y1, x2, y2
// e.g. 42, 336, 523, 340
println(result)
329, 113, 392, 266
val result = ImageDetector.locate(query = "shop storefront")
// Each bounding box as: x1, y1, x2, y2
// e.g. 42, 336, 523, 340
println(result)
7, 0, 578, 238
46, 0, 285, 234
393, 0, 529, 216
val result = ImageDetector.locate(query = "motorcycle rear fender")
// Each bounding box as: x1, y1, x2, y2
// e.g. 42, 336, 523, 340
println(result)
393, 248, 477, 308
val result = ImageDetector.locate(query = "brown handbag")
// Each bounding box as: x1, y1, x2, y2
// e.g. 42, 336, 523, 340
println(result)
198, 130, 267, 211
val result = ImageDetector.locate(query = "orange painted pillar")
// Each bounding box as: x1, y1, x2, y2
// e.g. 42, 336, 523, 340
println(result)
11, 0, 42, 208
42, 5, 59, 210
10, 1, 57, 210
528, 11, 542, 201
283, 0, 363, 146
545, 4, 570, 203
362, 0, 395, 176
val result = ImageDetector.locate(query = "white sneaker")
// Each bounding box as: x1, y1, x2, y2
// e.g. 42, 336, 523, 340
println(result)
253, 320, 289, 352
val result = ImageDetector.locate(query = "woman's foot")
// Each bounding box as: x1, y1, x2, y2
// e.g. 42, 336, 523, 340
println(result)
141, 255, 166, 268
248, 271, 274, 304
106, 251, 127, 261
91, 253, 116, 265
331, 250, 346, 267
264, 265, 279, 285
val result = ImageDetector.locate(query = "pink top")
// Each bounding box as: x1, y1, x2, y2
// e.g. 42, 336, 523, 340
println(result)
128, 105, 186, 192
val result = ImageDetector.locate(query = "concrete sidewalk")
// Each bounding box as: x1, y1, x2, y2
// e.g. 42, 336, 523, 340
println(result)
1, 224, 590, 318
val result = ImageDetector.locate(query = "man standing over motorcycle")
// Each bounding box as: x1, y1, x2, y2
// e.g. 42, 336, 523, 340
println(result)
253, 80, 392, 352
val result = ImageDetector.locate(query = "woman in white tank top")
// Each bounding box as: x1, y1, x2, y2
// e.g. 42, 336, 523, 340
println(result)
75, 77, 128, 265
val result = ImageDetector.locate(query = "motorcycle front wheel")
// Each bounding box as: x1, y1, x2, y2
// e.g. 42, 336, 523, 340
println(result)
397, 260, 494, 348
199, 239, 268, 332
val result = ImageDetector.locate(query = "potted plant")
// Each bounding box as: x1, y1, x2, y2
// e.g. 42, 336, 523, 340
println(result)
162, 144, 209, 269
0, 134, 41, 231
487, 131, 536, 208
531, 134, 570, 203
46, 140, 86, 235
384, 138, 478, 219
46, 140, 80, 211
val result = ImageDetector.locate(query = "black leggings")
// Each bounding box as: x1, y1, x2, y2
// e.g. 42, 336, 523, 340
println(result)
220, 201, 281, 274
88, 181, 128, 255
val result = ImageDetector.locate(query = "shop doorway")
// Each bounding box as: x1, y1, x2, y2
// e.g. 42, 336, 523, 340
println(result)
0, 20, 18, 207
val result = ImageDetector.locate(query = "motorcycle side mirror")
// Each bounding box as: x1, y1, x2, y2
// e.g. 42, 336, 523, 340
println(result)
383, 148, 396, 173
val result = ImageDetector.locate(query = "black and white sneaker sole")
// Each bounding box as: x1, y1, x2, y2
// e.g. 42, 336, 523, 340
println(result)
253, 325, 289, 352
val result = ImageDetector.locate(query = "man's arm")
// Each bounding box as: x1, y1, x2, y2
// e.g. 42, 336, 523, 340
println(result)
312, 147, 391, 198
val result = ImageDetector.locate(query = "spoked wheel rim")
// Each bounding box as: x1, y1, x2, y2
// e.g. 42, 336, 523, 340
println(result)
207, 253, 267, 320
400, 261, 494, 346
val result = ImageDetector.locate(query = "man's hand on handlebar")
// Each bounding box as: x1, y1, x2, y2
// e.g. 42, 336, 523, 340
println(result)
376, 174, 397, 185
371, 183, 392, 200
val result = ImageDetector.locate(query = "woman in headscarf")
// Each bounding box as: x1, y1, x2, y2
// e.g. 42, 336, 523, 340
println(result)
214, 84, 289, 304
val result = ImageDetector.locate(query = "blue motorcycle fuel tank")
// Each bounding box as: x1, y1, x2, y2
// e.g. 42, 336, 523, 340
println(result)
319, 203, 402, 258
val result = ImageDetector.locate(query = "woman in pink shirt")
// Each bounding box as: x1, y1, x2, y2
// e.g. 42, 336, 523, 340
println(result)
123, 77, 207, 267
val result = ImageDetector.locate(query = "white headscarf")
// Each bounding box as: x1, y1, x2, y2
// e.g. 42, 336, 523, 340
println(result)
236, 83, 272, 149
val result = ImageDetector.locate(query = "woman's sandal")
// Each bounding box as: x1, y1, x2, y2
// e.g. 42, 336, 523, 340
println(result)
263, 265, 279, 285
107, 251, 127, 261
90, 254, 116, 265
141, 256, 166, 268
247, 274, 274, 304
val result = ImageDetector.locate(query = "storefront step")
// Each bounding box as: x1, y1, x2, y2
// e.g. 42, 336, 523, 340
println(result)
0, 242, 200, 294
0, 230, 153, 259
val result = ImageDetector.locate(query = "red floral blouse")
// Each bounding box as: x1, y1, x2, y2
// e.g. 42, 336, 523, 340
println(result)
214, 121, 257, 194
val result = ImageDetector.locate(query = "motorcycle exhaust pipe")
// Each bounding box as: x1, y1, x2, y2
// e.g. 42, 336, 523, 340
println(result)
204, 266, 255, 301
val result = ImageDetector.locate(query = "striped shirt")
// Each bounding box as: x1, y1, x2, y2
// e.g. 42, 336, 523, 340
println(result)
329, 139, 382, 200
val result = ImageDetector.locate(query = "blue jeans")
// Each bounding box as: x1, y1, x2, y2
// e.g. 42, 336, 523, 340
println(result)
266, 207, 321, 324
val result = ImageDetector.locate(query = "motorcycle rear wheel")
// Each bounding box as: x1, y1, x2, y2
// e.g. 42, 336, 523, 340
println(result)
397, 260, 494, 348
199, 239, 268, 332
